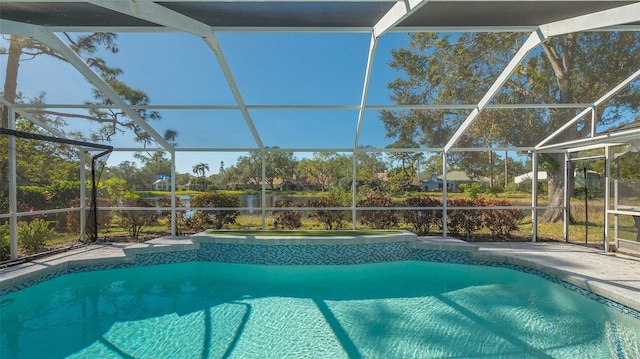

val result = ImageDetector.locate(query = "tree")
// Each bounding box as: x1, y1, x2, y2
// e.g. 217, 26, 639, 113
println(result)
497, 154, 528, 187
355, 147, 388, 192
387, 165, 416, 193
0, 117, 80, 215
174, 172, 193, 188
134, 151, 171, 187
220, 165, 244, 189
192, 162, 210, 191
2, 33, 177, 216
234, 153, 262, 187
385, 140, 423, 176
1, 34, 170, 145
383, 32, 640, 223
105, 160, 142, 187
234, 148, 298, 190
103, 177, 130, 206
265, 149, 297, 190
298, 153, 333, 191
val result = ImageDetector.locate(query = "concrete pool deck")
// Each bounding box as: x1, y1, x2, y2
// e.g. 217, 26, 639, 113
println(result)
1, 236, 639, 313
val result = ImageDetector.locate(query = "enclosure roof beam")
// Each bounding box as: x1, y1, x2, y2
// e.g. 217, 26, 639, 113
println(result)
201, 35, 265, 150
362, 0, 429, 151
536, 128, 640, 152
87, 0, 265, 150
593, 67, 640, 108
443, 30, 545, 153
0, 19, 173, 151
37, 25, 640, 34
539, 2, 640, 38
535, 67, 640, 150
373, 0, 431, 38
354, 33, 378, 150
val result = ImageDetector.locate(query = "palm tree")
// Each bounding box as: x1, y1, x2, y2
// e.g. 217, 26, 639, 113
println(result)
192, 162, 210, 191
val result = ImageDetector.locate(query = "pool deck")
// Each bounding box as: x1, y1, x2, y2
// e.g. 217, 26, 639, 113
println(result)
1, 236, 639, 313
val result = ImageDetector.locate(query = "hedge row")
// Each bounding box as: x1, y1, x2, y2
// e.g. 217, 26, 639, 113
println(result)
273, 193, 525, 237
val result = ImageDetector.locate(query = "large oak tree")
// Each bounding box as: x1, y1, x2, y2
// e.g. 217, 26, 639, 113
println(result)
382, 32, 640, 222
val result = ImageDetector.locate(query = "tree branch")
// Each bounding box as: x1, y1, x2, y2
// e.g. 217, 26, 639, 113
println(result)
504, 79, 556, 104
540, 41, 565, 82
26, 109, 119, 123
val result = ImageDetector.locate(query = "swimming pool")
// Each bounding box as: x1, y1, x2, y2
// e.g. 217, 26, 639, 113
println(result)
2, 260, 639, 358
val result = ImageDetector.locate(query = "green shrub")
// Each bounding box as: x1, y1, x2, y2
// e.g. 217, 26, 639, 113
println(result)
190, 192, 240, 230
307, 195, 346, 230
18, 218, 54, 254
273, 200, 302, 230
504, 182, 519, 193
482, 199, 525, 236
0, 223, 10, 261
48, 181, 81, 208
357, 192, 397, 229
67, 197, 112, 234
0, 191, 8, 214
446, 198, 484, 238
402, 196, 442, 236
17, 186, 49, 212
462, 182, 486, 198
116, 198, 159, 239
157, 196, 194, 235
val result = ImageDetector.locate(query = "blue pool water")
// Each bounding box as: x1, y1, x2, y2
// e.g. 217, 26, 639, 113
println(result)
1, 261, 639, 358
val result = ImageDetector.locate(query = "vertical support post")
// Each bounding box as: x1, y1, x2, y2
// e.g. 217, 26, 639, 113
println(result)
352, 151, 357, 230
590, 107, 597, 138
79, 150, 87, 242
531, 151, 538, 242
583, 163, 588, 245
261, 151, 266, 230
91, 157, 98, 241
442, 151, 448, 237
604, 146, 610, 252
171, 151, 177, 237
8, 106, 18, 259
563, 151, 570, 242
614, 155, 619, 249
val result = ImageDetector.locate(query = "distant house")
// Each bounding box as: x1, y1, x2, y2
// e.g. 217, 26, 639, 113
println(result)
152, 178, 171, 191
514, 170, 603, 189
421, 171, 488, 192
514, 171, 548, 185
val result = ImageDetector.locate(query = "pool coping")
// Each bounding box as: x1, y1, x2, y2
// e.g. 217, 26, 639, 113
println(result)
1, 232, 639, 316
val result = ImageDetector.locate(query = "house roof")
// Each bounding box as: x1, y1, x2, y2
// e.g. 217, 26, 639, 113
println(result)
422, 171, 489, 182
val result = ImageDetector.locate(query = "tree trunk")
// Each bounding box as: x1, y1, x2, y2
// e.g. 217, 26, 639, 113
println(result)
504, 151, 508, 187
489, 151, 494, 188
2, 36, 21, 128
538, 35, 576, 224
540, 153, 575, 224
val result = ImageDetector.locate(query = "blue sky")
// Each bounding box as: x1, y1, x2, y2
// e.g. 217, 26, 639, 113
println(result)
4, 30, 636, 175
2, 31, 414, 174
